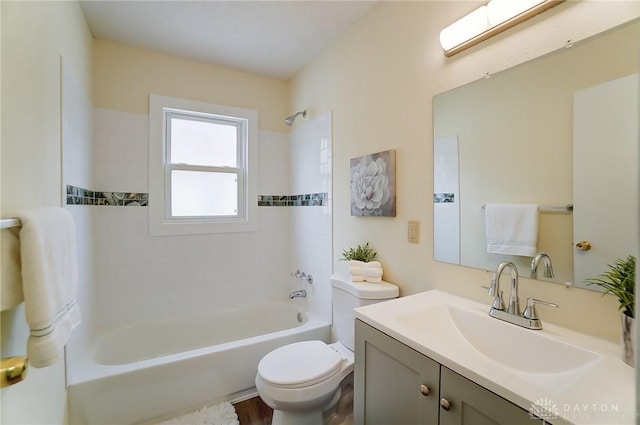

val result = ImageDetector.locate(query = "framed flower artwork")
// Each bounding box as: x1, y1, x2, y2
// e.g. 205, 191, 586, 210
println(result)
350, 149, 396, 217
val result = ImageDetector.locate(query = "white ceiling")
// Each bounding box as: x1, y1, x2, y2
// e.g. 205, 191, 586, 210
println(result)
80, 0, 377, 80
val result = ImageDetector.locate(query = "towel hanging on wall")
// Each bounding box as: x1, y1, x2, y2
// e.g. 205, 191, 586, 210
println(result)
1, 226, 24, 311
18, 207, 81, 368
484, 203, 539, 257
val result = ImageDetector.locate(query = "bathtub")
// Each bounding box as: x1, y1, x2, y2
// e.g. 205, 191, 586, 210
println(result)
68, 302, 330, 425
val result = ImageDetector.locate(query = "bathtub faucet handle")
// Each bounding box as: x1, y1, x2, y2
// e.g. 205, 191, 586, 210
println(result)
306, 274, 313, 285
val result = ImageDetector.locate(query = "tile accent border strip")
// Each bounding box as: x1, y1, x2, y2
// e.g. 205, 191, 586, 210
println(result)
258, 192, 328, 207
434, 193, 455, 203
67, 185, 327, 208
66, 185, 148, 206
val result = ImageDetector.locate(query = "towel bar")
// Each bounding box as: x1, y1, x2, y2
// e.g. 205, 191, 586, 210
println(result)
481, 204, 573, 213
0, 218, 21, 229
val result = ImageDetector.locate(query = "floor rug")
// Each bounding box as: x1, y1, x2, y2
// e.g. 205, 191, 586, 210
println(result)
155, 401, 239, 425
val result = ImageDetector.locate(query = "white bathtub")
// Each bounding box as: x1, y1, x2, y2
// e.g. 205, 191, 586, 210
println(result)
68, 302, 330, 425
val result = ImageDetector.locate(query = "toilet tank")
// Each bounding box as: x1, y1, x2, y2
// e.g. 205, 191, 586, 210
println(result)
331, 274, 399, 351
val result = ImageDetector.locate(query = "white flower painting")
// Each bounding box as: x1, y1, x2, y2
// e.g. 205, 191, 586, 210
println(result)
350, 150, 396, 217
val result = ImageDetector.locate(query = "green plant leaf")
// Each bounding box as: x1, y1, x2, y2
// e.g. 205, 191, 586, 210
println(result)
585, 255, 635, 318
340, 242, 377, 262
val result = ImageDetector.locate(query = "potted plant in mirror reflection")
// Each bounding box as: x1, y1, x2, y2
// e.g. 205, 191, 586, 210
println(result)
341, 243, 383, 283
586, 255, 636, 367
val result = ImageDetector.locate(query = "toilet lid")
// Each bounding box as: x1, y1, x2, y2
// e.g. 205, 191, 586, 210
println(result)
258, 341, 343, 388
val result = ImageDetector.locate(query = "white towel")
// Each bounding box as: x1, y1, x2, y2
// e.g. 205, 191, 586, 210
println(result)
484, 203, 539, 257
363, 261, 383, 283
18, 208, 81, 368
1, 228, 24, 310
348, 266, 366, 282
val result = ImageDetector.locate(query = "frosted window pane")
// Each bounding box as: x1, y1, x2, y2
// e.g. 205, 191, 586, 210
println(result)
170, 117, 237, 167
171, 170, 238, 217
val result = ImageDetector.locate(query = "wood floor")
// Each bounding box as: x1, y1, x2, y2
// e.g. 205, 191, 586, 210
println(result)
234, 396, 273, 425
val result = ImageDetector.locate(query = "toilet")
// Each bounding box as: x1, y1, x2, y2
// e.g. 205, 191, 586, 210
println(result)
255, 274, 399, 425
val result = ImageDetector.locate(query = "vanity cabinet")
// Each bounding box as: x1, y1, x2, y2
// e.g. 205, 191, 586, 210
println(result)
354, 320, 540, 425
354, 318, 440, 425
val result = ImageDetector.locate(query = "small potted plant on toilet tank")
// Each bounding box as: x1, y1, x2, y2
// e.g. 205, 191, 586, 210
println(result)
341, 242, 383, 283
586, 255, 636, 366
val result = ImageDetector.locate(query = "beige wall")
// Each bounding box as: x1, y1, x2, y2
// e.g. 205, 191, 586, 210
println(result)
290, 0, 639, 342
93, 40, 289, 132
2, 1, 92, 214
1, 1, 92, 424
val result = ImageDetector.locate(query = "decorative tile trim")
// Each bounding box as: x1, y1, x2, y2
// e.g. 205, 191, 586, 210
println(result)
67, 186, 325, 208
258, 192, 328, 207
434, 193, 455, 203
66, 185, 148, 206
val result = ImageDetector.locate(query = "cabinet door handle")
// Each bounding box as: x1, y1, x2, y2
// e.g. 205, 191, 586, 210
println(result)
440, 398, 452, 411
419, 384, 430, 396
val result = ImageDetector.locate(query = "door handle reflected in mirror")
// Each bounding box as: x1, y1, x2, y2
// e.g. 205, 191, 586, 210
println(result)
575, 240, 592, 251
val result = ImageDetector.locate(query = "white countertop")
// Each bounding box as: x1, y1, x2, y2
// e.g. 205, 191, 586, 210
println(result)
354, 289, 635, 425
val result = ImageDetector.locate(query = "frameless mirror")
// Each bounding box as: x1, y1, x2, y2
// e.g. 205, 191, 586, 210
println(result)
433, 20, 639, 289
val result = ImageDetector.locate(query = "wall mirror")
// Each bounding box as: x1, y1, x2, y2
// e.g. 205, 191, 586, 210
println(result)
433, 20, 638, 290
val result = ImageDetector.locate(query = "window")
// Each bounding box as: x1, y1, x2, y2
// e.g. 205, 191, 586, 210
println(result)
149, 95, 257, 235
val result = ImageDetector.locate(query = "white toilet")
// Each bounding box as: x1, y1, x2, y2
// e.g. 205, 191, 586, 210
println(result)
255, 274, 399, 425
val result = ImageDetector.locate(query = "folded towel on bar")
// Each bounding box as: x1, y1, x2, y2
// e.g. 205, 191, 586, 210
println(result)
19, 208, 81, 368
484, 203, 539, 257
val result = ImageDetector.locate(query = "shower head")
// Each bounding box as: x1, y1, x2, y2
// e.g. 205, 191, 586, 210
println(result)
284, 110, 307, 127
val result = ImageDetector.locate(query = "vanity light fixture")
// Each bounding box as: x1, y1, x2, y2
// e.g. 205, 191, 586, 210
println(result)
439, 0, 565, 57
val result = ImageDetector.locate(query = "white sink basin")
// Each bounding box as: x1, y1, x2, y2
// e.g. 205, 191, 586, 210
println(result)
446, 306, 601, 374
397, 304, 602, 391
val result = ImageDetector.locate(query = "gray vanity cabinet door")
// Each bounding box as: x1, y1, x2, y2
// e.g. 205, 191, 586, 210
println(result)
354, 320, 440, 425
439, 367, 540, 425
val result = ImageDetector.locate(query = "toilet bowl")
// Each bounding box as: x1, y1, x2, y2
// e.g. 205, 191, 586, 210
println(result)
255, 275, 399, 425
255, 341, 354, 424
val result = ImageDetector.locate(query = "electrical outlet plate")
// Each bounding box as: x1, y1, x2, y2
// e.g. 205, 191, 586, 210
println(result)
408, 221, 419, 243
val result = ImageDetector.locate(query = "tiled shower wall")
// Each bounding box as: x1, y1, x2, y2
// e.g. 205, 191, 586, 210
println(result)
83, 108, 332, 333
61, 63, 95, 364
288, 112, 332, 325
86, 109, 290, 331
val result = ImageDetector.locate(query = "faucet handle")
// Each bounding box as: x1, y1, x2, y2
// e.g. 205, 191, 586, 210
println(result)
481, 272, 498, 296
523, 297, 559, 320
488, 272, 498, 296
491, 290, 505, 311
481, 284, 505, 311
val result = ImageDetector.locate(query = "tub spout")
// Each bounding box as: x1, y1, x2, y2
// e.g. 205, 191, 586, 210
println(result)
289, 289, 307, 299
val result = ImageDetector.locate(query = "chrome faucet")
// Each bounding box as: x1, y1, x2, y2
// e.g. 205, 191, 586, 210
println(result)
485, 261, 558, 330
289, 289, 307, 299
496, 261, 520, 315
530, 252, 555, 279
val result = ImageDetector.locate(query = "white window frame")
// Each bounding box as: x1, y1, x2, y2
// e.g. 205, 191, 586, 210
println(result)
149, 95, 257, 236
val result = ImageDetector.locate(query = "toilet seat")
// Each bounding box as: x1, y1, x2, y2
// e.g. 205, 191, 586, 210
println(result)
258, 341, 343, 389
